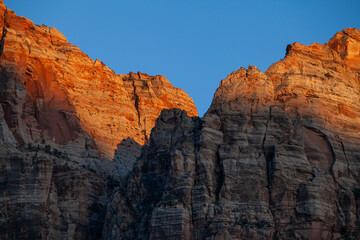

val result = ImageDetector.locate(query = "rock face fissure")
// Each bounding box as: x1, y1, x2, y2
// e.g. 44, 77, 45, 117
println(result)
339, 139, 351, 175
131, 78, 141, 126
0, 1, 197, 158
263, 106, 275, 185
265, 145, 275, 186
103, 28, 360, 239
1, 1, 360, 239
0, 1, 197, 239
0, 8, 6, 58
214, 146, 223, 203
0, 27, 6, 57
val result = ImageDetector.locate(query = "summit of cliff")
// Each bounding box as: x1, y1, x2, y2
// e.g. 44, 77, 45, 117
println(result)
106, 28, 360, 239
1, 0, 360, 239
0, 1, 197, 158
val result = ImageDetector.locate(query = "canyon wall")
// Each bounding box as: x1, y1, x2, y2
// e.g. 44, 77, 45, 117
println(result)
104, 28, 360, 239
0, 1, 197, 239
0, 0, 197, 158
1, 0, 360, 239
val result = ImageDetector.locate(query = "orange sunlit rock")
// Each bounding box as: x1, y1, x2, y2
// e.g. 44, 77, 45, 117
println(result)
0, 2, 198, 158
328, 28, 360, 71
265, 28, 360, 134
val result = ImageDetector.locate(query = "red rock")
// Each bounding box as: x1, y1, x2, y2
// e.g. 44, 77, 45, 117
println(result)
328, 28, 360, 71
0, 3, 197, 158
105, 28, 360, 239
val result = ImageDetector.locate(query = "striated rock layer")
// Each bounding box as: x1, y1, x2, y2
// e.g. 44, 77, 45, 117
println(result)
1, 0, 360, 239
0, 0, 197, 158
0, 1, 197, 239
105, 28, 360, 239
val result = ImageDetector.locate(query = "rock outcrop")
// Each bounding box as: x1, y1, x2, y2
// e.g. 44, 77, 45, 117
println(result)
104, 28, 360, 239
0, 0, 197, 158
0, 1, 197, 239
1, 0, 360, 239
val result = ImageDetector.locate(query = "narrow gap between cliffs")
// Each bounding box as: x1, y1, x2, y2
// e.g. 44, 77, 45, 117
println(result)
262, 106, 275, 186
0, 9, 7, 58
215, 145, 224, 203
261, 106, 278, 232
131, 79, 141, 126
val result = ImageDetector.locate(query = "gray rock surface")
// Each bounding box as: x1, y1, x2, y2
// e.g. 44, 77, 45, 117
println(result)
1, 1, 360, 238
104, 29, 360, 239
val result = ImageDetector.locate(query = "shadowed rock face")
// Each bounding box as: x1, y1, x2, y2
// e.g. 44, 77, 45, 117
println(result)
0, 1, 197, 239
1, 0, 360, 239
104, 29, 360, 239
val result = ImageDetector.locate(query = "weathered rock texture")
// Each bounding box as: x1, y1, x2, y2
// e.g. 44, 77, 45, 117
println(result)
1, 0, 360, 239
104, 28, 360, 239
0, 1, 197, 239
0, 0, 197, 158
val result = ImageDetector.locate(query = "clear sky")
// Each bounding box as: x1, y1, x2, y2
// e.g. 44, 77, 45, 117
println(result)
5, 0, 360, 116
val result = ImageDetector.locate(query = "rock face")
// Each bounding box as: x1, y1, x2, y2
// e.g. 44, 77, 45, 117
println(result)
104, 28, 360, 239
0, 1, 197, 239
1, 1, 360, 239
0, 1, 197, 158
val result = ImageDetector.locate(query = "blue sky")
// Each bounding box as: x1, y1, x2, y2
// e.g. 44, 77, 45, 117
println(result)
6, 0, 360, 116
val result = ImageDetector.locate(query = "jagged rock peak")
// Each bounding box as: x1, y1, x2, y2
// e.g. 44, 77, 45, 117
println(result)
0, 2, 197, 240
0, 2, 197, 158
328, 27, 360, 71
105, 28, 360, 239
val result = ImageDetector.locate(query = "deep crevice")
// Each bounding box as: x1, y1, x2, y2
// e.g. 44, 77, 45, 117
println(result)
261, 106, 272, 149
261, 107, 274, 182
261, 106, 273, 179
131, 79, 141, 126
261, 106, 278, 234
327, 137, 338, 185
190, 116, 202, 234
265, 146, 276, 186
214, 146, 224, 203
339, 140, 351, 176
0, 8, 6, 58
0, 27, 7, 58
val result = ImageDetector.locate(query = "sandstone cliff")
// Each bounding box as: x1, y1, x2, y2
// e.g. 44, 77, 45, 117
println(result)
1, 0, 360, 239
0, 0, 197, 159
0, 1, 197, 239
104, 28, 360, 239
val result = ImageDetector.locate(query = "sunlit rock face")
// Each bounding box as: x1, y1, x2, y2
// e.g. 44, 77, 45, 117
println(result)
104, 28, 360, 239
0, 0, 197, 159
0, 1, 197, 239
1, 0, 360, 239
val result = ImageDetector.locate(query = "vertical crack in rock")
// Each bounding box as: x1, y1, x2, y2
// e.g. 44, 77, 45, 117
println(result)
1, 5, 359, 237
131, 79, 141, 126
262, 106, 275, 186
340, 140, 351, 176
143, 117, 148, 142
0, 8, 6, 58
44, 162, 54, 207
214, 146, 224, 203
261, 106, 272, 150
326, 135, 337, 184
261, 106, 277, 230
0, 27, 7, 58
265, 146, 276, 186
190, 117, 202, 234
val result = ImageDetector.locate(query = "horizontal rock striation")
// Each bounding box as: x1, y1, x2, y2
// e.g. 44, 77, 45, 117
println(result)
1, 0, 359, 239
0, 1, 197, 239
0, 0, 197, 158
105, 28, 360, 239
